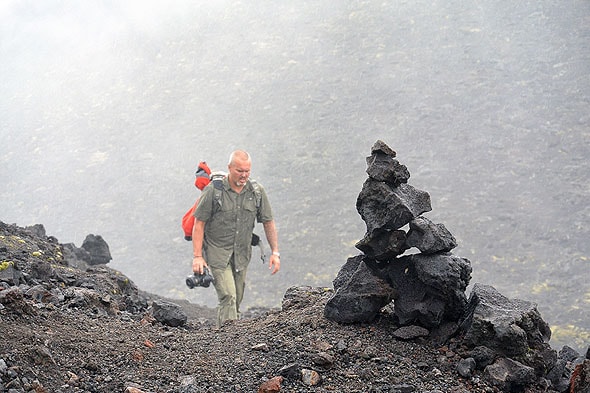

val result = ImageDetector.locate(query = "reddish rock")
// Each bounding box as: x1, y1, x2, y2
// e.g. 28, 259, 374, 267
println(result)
258, 375, 283, 393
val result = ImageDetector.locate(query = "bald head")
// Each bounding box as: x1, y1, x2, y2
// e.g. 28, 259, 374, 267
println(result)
227, 150, 252, 189
228, 150, 251, 166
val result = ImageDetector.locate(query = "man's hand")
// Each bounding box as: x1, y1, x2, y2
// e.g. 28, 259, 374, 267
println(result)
268, 254, 280, 275
192, 256, 208, 275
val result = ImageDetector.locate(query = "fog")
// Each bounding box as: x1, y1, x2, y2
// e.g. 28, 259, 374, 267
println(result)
1, 0, 588, 352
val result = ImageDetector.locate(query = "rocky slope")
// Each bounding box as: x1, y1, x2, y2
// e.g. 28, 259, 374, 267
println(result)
2, 220, 589, 393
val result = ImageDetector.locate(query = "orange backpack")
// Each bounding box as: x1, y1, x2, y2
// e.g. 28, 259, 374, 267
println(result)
182, 162, 211, 240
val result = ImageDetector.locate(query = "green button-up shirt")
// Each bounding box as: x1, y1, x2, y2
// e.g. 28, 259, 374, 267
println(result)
194, 178, 273, 271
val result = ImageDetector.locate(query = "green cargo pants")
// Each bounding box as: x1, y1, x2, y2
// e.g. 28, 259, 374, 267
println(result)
210, 255, 248, 327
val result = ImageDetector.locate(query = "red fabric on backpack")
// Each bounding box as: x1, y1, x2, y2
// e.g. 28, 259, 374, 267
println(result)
183, 162, 212, 240
182, 199, 199, 239
194, 161, 212, 190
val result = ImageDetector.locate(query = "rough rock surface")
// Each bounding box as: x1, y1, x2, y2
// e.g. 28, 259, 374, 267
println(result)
385, 253, 472, 327
406, 216, 458, 254
324, 258, 394, 323
462, 284, 557, 366
326, 140, 471, 328
323, 140, 589, 392
2, 140, 588, 393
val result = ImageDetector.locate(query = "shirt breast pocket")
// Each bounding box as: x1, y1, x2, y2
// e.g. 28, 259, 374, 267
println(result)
243, 197, 257, 213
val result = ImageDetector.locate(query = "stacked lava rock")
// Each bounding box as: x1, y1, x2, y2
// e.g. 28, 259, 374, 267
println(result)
324, 140, 569, 392
324, 140, 470, 329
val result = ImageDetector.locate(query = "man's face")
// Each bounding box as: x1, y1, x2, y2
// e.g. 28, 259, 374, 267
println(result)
228, 158, 251, 187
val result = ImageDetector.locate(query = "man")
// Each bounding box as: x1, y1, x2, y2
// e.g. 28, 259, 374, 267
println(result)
191, 150, 280, 326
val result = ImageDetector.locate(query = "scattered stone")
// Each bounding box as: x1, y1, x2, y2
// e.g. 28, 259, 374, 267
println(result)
456, 357, 476, 378
29, 258, 56, 282
301, 369, 322, 386
0, 358, 7, 374
391, 383, 416, 392
0, 262, 19, 286
251, 343, 269, 352
125, 387, 147, 393
32, 345, 56, 365
0, 286, 35, 315
312, 352, 335, 367
484, 357, 536, 392
278, 363, 301, 380
570, 359, 590, 393
257, 376, 283, 393
392, 325, 430, 340
81, 234, 112, 265
151, 299, 187, 327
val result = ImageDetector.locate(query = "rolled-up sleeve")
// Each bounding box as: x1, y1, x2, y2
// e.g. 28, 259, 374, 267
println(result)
257, 185, 274, 223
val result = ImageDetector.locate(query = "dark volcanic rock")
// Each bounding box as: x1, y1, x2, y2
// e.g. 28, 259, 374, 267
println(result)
570, 359, 590, 393
81, 234, 112, 265
386, 253, 472, 327
151, 299, 188, 327
356, 180, 432, 235
324, 260, 395, 323
406, 216, 457, 254
460, 283, 552, 356
324, 141, 566, 392
355, 229, 407, 261
331, 255, 364, 291
459, 283, 555, 376
484, 357, 536, 392
365, 141, 410, 187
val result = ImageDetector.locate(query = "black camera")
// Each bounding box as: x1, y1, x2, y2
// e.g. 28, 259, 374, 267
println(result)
186, 267, 214, 288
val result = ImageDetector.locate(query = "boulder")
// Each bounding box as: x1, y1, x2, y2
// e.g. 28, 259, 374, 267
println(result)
331, 255, 364, 291
81, 234, 112, 265
355, 229, 407, 261
62, 242, 92, 269
324, 260, 395, 323
356, 180, 432, 235
24, 224, 47, 238
406, 216, 457, 254
386, 253, 471, 327
460, 283, 555, 375
484, 357, 536, 392
151, 299, 187, 327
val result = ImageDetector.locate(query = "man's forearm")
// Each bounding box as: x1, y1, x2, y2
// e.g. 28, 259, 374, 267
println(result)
192, 220, 206, 257
263, 220, 279, 253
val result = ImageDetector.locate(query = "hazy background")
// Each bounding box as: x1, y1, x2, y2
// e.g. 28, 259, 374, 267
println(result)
1, 0, 588, 352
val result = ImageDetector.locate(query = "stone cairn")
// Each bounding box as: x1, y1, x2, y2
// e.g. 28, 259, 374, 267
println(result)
324, 140, 587, 392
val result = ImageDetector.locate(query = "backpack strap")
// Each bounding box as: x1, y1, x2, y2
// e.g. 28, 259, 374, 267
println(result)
249, 179, 262, 210
211, 177, 224, 213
